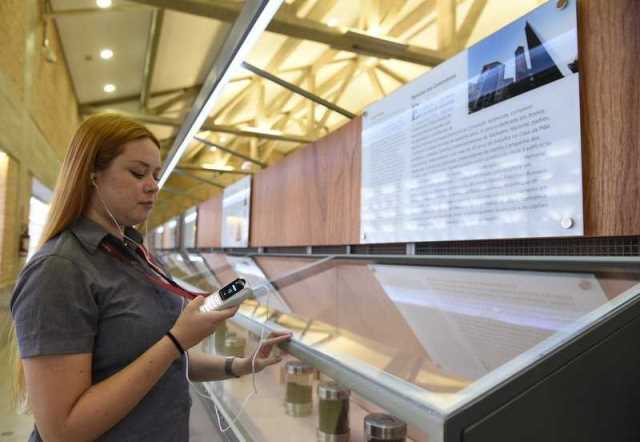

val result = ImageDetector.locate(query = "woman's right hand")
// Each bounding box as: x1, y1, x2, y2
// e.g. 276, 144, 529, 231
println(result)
169, 296, 239, 350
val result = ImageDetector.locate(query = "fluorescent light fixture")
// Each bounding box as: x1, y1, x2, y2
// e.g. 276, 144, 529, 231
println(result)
100, 48, 114, 60
96, 0, 112, 8
158, 0, 284, 188
103, 83, 116, 93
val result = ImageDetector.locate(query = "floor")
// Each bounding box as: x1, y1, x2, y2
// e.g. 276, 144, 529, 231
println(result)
0, 308, 226, 442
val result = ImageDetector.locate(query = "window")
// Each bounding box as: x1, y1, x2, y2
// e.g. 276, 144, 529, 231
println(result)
28, 178, 53, 261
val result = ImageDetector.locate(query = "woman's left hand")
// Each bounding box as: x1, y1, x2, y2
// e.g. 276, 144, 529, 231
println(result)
236, 331, 292, 375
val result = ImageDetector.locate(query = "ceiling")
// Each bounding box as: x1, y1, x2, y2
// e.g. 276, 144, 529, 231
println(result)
47, 0, 546, 217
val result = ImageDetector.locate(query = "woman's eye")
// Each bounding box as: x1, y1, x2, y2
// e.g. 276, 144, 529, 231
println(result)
130, 171, 145, 179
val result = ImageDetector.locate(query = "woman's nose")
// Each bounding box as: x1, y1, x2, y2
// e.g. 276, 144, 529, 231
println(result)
145, 177, 159, 194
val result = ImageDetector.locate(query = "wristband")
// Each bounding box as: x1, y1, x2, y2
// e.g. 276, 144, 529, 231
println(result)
224, 357, 240, 378
166, 331, 185, 355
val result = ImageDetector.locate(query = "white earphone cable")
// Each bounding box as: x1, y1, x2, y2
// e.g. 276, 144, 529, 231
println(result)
183, 285, 273, 433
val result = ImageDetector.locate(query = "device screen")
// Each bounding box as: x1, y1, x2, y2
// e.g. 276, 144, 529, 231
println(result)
219, 278, 246, 300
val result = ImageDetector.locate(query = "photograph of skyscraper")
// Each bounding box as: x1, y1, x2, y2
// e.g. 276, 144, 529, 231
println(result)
467, 3, 578, 114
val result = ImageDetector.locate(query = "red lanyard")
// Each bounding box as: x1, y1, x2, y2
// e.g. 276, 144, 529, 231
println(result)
100, 239, 210, 301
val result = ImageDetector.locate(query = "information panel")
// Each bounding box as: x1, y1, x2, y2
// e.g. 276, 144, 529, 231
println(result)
361, 1, 582, 243
221, 176, 251, 247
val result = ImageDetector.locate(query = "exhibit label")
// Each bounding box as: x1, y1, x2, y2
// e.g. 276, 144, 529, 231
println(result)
361, 1, 582, 243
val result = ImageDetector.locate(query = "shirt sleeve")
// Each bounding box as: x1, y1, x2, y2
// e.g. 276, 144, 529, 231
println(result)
10, 255, 98, 358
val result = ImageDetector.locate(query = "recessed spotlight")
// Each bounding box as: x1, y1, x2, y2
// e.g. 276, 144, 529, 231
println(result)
100, 49, 113, 60
96, 0, 112, 8
103, 84, 116, 93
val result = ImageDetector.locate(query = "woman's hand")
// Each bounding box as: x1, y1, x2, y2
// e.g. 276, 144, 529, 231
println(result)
236, 331, 293, 375
170, 296, 239, 351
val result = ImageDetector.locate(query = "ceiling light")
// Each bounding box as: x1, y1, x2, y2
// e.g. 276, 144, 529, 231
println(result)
96, 0, 112, 8
327, 18, 338, 27
241, 161, 252, 171
158, 0, 284, 188
100, 48, 113, 60
103, 84, 116, 93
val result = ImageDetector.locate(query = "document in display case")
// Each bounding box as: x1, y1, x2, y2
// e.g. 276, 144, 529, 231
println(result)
166, 252, 640, 442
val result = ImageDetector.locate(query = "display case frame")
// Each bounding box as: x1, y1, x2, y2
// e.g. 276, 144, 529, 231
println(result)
161, 248, 640, 442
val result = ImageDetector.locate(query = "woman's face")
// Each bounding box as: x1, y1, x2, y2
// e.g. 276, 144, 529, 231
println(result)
92, 137, 161, 227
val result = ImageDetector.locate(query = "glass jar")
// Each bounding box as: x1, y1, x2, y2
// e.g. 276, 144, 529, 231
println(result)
223, 333, 246, 358
364, 413, 407, 442
284, 360, 314, 417
317, 382, 350, 441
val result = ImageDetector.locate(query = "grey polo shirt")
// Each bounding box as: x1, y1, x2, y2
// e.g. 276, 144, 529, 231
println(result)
11, 217, 191, 442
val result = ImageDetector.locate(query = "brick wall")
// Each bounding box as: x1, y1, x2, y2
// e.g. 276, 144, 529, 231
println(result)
0, 0, 79, 305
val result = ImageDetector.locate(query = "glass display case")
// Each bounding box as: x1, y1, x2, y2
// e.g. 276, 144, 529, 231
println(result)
162, 251, 640, 442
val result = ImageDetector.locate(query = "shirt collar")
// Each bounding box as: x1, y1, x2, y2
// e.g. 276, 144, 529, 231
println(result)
70, 217, 144, 254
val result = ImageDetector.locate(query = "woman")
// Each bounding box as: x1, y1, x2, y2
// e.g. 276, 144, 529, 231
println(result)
10, 113, 290, 441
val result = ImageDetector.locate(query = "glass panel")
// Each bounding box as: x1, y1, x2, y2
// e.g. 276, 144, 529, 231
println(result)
183, 207, 197, 248
153, 226, 164, 250
164, 217, 179, 248
237, 257, 640, 416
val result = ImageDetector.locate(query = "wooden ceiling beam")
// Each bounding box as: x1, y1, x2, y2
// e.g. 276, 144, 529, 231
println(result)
437, 0, 456, 50
149, 87, 200, 115
128, 0, 446, 66
140, 8, 165, 110
376, 63, 409, 84
388, 0, 436, 39
456, 0, 488, 50
81, 108, 313, 143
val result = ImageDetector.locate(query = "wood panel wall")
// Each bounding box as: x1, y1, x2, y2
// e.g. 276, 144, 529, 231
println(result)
251, 118, 362, 246
216, 0, 640, 248
196, 193, 223, 248
579, 0, 640, 236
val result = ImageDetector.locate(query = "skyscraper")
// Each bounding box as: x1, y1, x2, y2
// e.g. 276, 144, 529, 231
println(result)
525, 22, 563, 83
515, 46, 529, 82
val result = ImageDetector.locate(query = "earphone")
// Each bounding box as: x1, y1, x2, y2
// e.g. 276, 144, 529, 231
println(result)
91, 171, 141, 245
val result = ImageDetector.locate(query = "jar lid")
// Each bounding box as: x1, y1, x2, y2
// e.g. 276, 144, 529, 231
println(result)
318, 381, 350, 400
285, 360, 314, 374
364, 413, 407, 440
